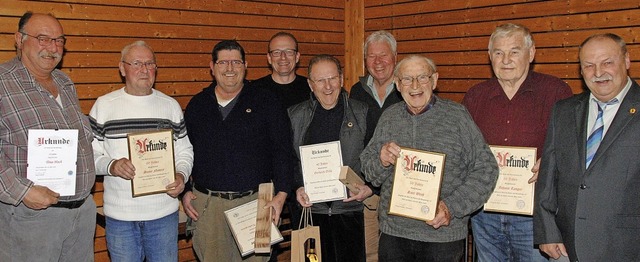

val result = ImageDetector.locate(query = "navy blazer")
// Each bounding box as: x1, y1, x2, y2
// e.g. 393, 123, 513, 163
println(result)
534, 79, 640, 262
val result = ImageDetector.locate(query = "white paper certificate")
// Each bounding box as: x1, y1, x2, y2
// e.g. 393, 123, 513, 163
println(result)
27, 129, 78, 196
224, 200, 284, 257
299, 141, 347, 203
484, 146, 537, 216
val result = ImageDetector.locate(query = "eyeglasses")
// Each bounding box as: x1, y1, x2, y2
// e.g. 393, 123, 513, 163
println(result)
21, 32, 66, 47
399, 74, 434, 87
215, 60, 245, 67
269, 49, 297, 57
311, 75, 340, 87
122, 60, 157, 70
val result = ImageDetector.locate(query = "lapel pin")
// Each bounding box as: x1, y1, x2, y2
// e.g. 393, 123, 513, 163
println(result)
246, 108, 252, 113
347, 122, 353, 128
630, 108, 636, 114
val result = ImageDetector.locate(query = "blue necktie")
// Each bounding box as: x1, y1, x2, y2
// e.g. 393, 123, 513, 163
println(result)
586, 98, 619, 168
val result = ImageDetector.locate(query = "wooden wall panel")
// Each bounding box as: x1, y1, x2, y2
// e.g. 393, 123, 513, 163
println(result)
364, 0, 640, 101
1, 0, 344, 112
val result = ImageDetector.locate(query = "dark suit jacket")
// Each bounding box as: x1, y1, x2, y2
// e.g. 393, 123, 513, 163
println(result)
534, 79, 640, 262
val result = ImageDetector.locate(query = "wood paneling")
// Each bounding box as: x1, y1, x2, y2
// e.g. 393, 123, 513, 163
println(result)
1, 0, 344, 114
365, 0, 640, 100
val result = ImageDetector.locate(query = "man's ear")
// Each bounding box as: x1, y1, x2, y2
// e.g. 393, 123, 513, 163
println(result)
14, 32, 23, 50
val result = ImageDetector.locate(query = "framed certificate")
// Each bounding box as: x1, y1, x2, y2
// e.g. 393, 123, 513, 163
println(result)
224, 199, 284, 257
127, 130, 176, 197
299, 141, 347, 203
389, 147, 446, 221
484, 146, 536, 215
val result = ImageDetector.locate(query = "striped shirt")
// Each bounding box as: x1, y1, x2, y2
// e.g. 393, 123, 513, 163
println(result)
0, 57, 95, 205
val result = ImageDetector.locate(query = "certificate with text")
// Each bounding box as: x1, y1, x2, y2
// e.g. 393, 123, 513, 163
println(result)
484, 146, 536, 216
127, 130, 176, 197
299, 141, 347, 203
224, 199, 284, 257
27, 129, 78, 196
389, 147, 445, 221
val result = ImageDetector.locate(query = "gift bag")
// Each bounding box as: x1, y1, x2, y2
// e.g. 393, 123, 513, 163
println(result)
290, 207, 322, 262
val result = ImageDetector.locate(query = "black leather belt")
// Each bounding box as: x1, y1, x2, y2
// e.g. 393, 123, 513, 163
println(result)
50, 198, 86, 209
194, 184, 257, 200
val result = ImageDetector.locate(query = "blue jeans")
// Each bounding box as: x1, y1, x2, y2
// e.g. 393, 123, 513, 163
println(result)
106, 211, 178, 262
378, 233, 464, 262
471, 211, 548, 262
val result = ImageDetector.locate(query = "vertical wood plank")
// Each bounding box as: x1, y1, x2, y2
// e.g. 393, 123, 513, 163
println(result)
344, 0, 365, 91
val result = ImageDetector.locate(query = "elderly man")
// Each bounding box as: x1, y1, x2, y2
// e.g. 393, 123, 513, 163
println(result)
290, 54, 372, 262
253, 32, 309, 108
349, 30, 403, 261
462, 23, 573, 262
534, 33, 640, 261
0, 12, 96, 261
350, 30, 403, 144
89, 41, 194, 261
182, 40, 294, 261
361, 55, 498, 262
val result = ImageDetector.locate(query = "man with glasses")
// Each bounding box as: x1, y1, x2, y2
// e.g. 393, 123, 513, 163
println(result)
253, 32, 309, 109
89, 40, 194, 261
0, 12, 96, 261
462, 23, 573, 262
361, 55, 498, 261
289, 54, 372, 262
182, 40, 294, 261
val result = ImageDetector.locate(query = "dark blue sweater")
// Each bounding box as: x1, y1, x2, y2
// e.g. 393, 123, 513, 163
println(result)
184, 82, 295, 194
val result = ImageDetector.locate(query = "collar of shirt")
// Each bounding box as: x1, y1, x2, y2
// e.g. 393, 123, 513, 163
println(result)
405, 95, 437, 116
487, 75, 536, 101
366, 75, 395, 107
587, 76, 632, 136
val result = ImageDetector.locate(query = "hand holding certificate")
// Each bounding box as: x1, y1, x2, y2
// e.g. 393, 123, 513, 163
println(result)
127, 130, 176, 197
299, 141, 347, 203
484, 146, 536, 215
389, 147, 445, 221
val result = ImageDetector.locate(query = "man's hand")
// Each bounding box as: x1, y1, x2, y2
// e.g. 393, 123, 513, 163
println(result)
380, 142, 401, 167
426, 200, 452, 229
528, 157, 542, 183
110, 158, 136, 179
296, 187, 312, 208
264, 191, 288, 225
182, 191, 199, 221
540, 243, 568, 259
344, 184, 373, 202
22, 185, 59, 210
166, 173, 185, 198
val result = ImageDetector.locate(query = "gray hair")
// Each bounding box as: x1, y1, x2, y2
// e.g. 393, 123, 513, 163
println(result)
488, 23, 534, 51
579, 33, 627, 56
364, 30, 397, 56
120, 40, 155, 62
394, 55, 437, 77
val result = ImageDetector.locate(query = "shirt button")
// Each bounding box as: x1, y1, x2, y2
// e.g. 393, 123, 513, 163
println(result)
504, 138, 508, 142
506, 120, 510, 124
580, 184, 587, 189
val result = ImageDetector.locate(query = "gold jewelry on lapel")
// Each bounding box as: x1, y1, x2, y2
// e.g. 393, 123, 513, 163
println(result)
630, 108, 636, 114
246, 108, 252, 113
347, 122, 353, 128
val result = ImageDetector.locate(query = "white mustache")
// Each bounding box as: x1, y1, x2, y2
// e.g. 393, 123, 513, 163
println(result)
591, 76, 612, 82
40, 51, 61, 59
